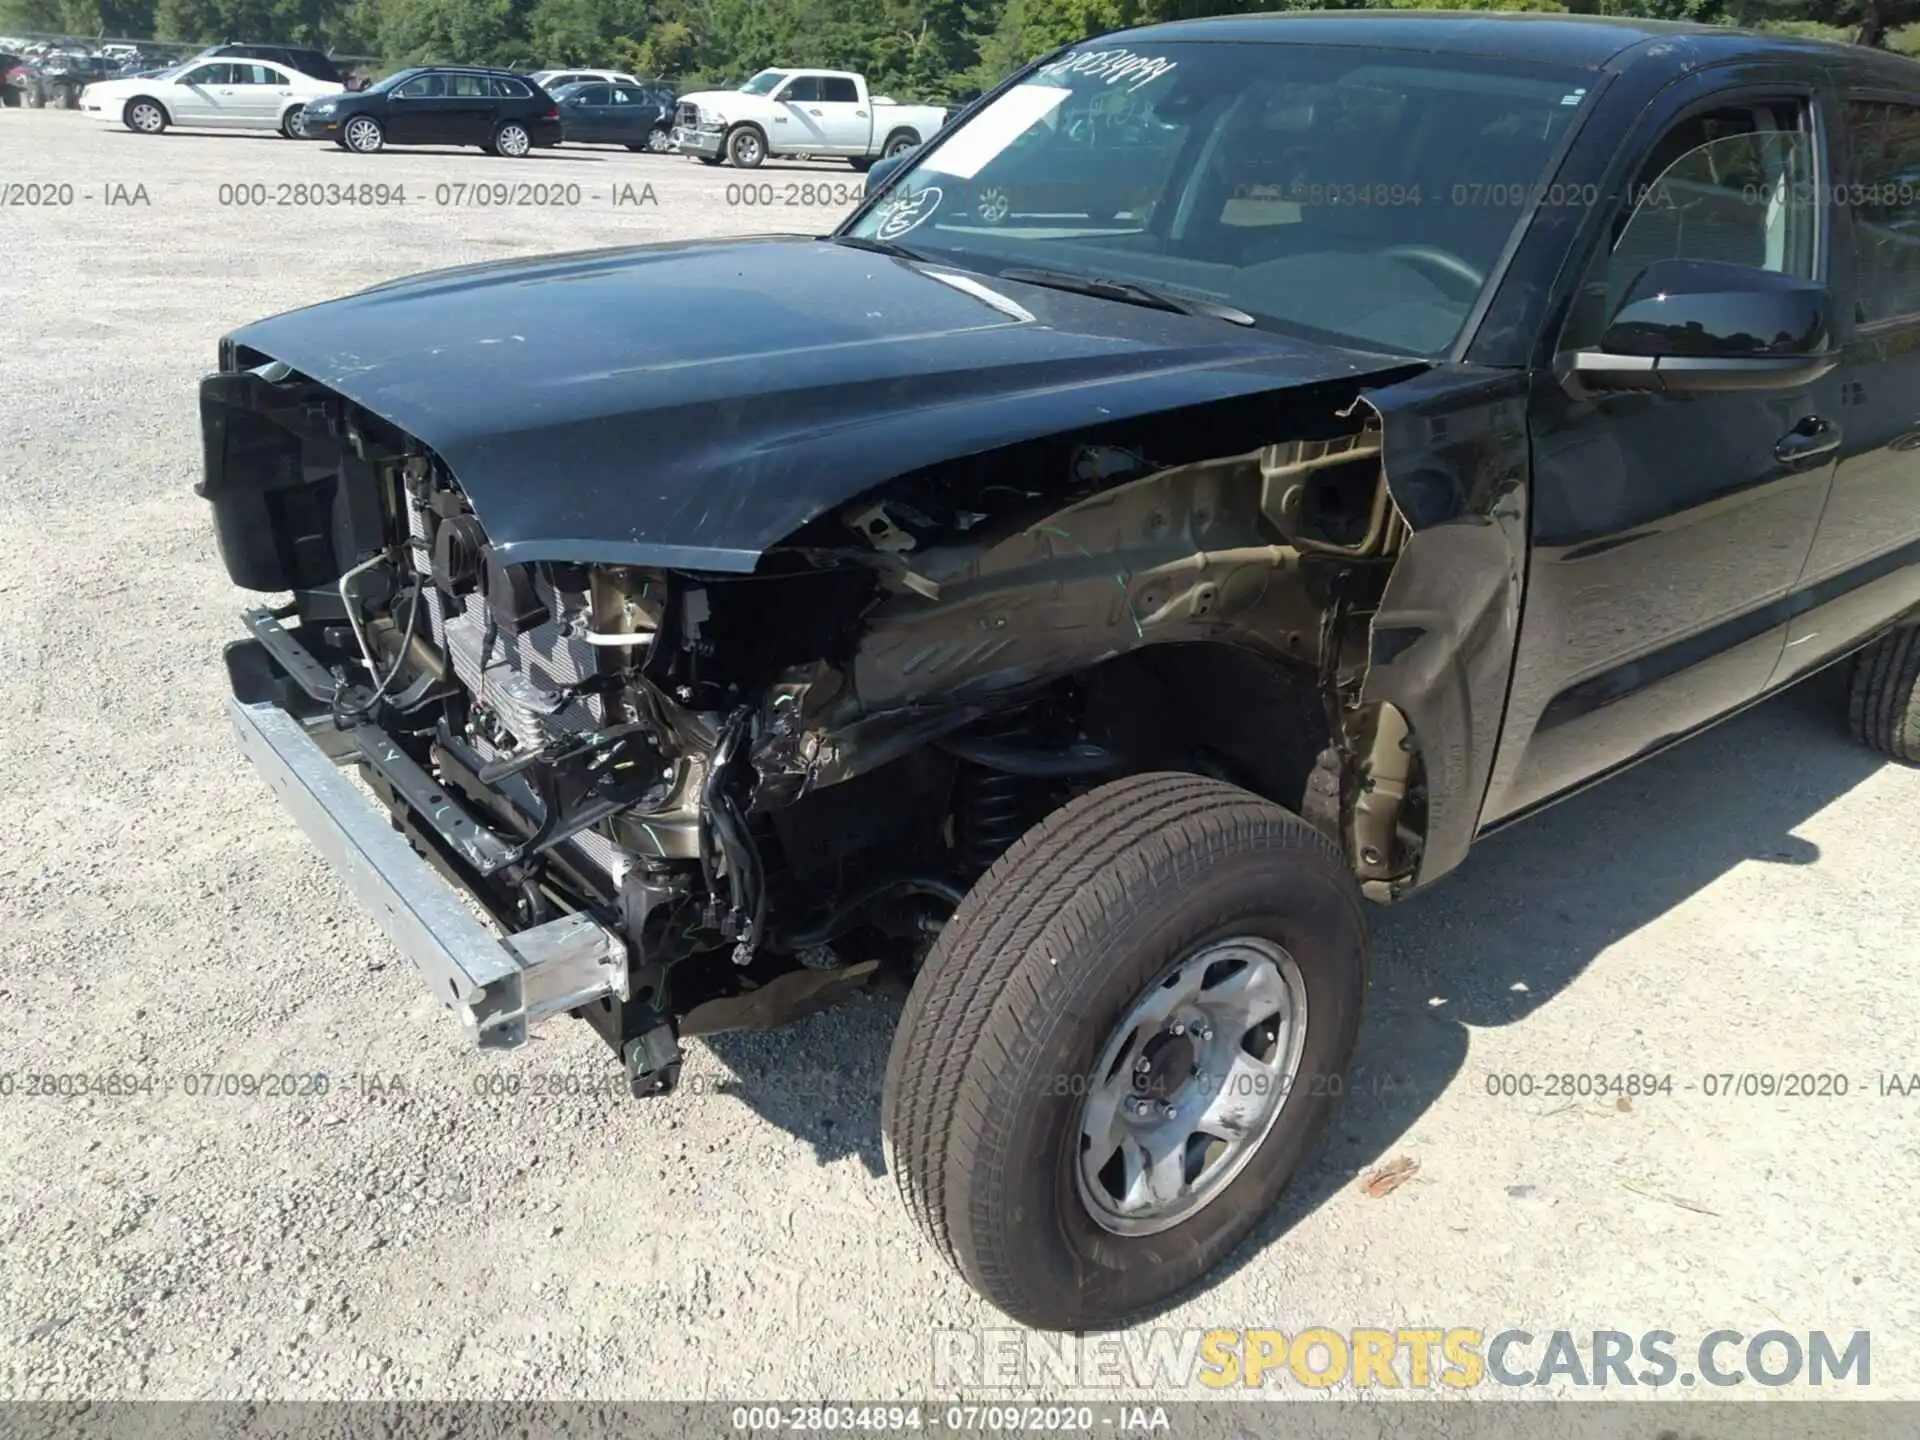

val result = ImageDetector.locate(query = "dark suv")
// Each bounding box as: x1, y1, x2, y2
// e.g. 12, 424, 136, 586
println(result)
205, 14, 1920, 1333
295, 67, 560, 155
197, 43, 342, 86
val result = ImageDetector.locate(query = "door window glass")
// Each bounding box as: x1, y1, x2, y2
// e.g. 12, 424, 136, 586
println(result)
493, 77, 531, 98
781, 76, 822, 104
449, 73, 491, 98
821, 77, 858, 104
1565, 101, 1817, 347
608, 87, 633, 105
1845, 100, 1920, 323
395, 74, 445, 99
183, 64, 230, 85
577, 84, 610, 105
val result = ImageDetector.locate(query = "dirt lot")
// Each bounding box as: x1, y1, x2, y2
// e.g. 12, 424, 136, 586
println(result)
2, 107, 1918, 1404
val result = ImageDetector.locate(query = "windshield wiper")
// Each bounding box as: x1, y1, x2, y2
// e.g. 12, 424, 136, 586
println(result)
996, 267, 1254, 326
832, 233, 929, 263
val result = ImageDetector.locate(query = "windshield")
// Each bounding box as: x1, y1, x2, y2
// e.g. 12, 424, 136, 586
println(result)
739, 69, 788, 95
366, 68, 420, 94
846, 41, 1594, 355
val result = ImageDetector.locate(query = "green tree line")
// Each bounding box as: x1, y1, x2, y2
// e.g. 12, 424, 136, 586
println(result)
5, 0, 1916, 96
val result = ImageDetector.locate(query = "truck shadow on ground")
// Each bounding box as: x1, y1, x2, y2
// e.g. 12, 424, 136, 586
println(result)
699, 668, 1890, 1290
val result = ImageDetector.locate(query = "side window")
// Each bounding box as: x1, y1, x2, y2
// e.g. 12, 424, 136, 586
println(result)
1565, 101, 1818, 347
577, 84, 609, 106
1845, 100, 1920, 323
183, 64, 230, 86
493, 77, 531, 99
396, 74, 444, 99
241, 65, 276, 85
449, 74, 491, 98
608, 87, 633, 105
821, 77, 858, 104
781, 76, 822, 104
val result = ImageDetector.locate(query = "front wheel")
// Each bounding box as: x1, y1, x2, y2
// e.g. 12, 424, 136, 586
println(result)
123, 97, 167, 134
882, 130, 919, 158
342, 114, 384, 153
883, 772, 1367, 1331
645, 125, 672, 153
725, 124, 765, 169
278, 104, 304, 138
1848, 626, 1919, 762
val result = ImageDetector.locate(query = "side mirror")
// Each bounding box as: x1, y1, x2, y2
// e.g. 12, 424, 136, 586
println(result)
865, 146, 915, 192
1569, 259, 1837, 395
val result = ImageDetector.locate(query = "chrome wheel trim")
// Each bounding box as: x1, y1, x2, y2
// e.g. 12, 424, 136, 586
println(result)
1074, 936, 1308, 1237
732, 131, 761, 164
886, 134, 916, 156
645, 126, 671, 152
129, 101, 162, 132
282, 105, 304, 137
497, 123, 530, 157
344, 116, 382, 152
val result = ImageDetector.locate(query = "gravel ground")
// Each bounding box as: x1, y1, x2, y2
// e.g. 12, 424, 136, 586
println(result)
2, 108, 1918, 1406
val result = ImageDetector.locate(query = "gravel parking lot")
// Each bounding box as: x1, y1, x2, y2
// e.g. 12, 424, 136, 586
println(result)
2, 107, 1918, 1405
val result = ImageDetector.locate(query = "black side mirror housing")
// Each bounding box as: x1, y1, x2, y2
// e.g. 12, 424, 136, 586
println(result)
1569, 259, 1838, 395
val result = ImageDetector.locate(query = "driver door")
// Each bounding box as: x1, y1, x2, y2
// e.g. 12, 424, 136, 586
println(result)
385, 72, 446, 143
774, 75, 825, 152
1484, 84, 1842, 821
170, 62, 233, 123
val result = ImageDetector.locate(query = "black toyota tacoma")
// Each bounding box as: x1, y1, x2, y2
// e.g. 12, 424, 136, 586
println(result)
201, 14, 1920, 1331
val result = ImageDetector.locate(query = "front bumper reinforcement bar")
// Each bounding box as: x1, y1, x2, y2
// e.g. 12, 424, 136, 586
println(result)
229, 696, 628, 1049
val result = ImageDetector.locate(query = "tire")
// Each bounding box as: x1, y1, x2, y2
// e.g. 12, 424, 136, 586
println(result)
626, 142, 646, 151
123, 97, 167, 134
645, 125, 672, 154
882, 129, 918, 158
725, 124, 765, 169
883, 772, 1367, 1331
1848, 625, 1920, 762
278, 104, 304, 139
491, 120, 532, 158
342, 114, 384, 153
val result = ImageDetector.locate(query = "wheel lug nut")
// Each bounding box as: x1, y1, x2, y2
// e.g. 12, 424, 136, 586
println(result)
1134, 1056, 1151, 1074
1161, 1102, 1177, 1120
1170, 1022, 1185, 1036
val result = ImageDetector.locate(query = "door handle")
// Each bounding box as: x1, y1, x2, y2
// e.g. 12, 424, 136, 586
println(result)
808, 108, 822, 116
855, 109, 867, 117
1774, 416, 1840, 465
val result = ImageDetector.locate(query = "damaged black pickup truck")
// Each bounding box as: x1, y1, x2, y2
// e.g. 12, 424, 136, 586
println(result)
203, 13, 1920, 1329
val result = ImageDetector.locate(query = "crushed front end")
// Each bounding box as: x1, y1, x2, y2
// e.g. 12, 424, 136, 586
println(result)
202, 330, 1446, 1097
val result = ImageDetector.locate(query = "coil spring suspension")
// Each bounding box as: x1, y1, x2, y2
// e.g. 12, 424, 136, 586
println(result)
956, 707, 1045, 877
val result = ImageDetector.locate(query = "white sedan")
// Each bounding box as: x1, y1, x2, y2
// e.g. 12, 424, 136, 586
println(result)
81, 59, 343, 137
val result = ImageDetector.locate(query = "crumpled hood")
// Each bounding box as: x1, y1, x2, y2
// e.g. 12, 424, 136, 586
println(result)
225, 235, 1418, 571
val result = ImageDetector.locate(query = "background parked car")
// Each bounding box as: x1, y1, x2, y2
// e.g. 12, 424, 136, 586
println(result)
81, 57, 343, 137
193, 43, 345, 87
530, 67, 643, 91
552, 80, 675, 151
297, 67, 561, 155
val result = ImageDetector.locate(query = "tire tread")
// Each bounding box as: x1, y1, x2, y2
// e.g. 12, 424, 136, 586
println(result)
1848, 627, 1920, 763
882, 772, 1361, 1326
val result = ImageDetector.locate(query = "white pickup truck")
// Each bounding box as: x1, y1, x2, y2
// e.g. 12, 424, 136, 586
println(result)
671, 68, 947, 170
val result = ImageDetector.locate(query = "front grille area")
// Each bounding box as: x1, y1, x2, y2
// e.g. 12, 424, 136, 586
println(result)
676, 102, 699, 129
